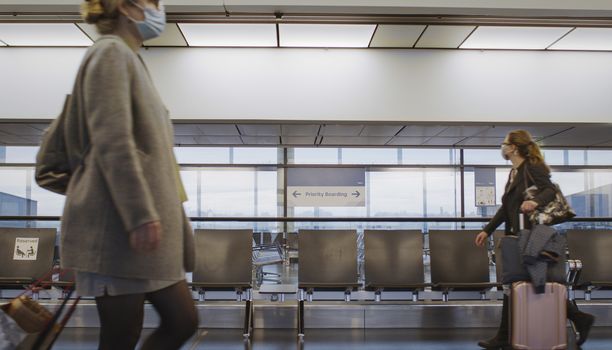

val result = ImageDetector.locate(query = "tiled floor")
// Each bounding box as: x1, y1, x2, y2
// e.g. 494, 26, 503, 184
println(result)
52, 327, 612, 350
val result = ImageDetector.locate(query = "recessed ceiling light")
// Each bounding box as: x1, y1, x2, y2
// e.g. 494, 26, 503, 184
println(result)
178, 23, 277, 47
0, 23, 92, 46
415, 25, 477, 48
460, 26, 572, 50
279, 24, 376, 48
549, 27, 612, 51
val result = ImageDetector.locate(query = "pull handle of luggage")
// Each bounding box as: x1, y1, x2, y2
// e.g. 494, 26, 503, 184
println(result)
519, 212, 544, 231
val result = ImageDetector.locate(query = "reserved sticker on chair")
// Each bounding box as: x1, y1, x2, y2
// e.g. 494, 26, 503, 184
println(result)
13, 237, 39, 261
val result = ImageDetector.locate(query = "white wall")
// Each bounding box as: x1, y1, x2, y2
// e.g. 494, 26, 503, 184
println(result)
2, 47, 612, 123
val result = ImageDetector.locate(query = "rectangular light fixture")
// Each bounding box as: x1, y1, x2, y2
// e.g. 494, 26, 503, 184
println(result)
369, 25, 426, 48
549, 27, 612, 51
415, 25, 476, 48
0, 23, 92, 46
279, 24, 376, 48
460, 26, 572, 50
178, 23, 277, 47
0, 40, 6, 46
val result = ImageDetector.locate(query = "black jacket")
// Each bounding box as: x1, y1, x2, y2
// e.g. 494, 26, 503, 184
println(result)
484, 161, 556, 235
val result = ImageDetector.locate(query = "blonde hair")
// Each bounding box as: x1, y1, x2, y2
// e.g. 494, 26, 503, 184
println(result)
507, 129, 549, 171
80, 0, 121, 34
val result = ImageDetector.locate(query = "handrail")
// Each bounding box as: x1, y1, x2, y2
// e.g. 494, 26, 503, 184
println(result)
1, 216, 611, 223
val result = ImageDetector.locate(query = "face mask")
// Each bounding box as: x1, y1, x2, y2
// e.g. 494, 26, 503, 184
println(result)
129, 0, 166, 41
501, 148, 510, 160
500, 144, 511, 160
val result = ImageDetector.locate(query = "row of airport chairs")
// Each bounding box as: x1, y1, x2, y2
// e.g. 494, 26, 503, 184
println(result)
1, 227, 611, 338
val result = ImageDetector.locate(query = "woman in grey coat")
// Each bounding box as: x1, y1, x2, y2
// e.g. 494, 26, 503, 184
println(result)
60, 0, 197, 348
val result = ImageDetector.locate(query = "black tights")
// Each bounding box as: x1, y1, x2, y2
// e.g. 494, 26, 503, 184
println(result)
95, 280, 198, 350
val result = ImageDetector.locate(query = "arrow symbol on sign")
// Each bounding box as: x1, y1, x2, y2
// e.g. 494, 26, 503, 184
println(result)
292, 190, 302, 198
352, 190, 360, 198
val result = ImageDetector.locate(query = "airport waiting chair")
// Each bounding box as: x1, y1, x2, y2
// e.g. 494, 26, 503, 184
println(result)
429, 230, 494, 301
364, 230, 428, 301
252, 235, 284, 286
493, 231, 505, 286
192, 229, 254, 338
0, 228, 56, 288
567, 229, 612, 298
297, 229, 359, 338
285, 232, 299, 263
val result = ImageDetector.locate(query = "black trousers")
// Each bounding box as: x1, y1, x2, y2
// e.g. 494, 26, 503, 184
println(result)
94, 280, 198, 350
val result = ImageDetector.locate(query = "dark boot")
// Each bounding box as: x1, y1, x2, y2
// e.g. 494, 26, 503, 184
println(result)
567, 300, 595, 346
478, 295, 510, 349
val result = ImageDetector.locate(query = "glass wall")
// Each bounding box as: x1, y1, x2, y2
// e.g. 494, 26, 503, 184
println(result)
1, 146, 610, 231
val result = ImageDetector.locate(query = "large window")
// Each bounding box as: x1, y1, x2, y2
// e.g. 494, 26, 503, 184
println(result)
1, 145, 610, 231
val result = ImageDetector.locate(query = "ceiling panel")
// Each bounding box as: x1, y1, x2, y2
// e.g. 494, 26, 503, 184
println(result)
415, 25, 476, 48
197, 124, 239, 136
173, 124, 203, 136
320, 136, 391, 145
359, 125, 404, 136
174, 136, 197, 145
195, 136, 243, 145
0, 23, 92, 46
474, 125, 571, 138
549, 27, 612, 51
237, 124, 281, 136
281, 124, 320, 136
436, 126, 489, 137
460, 26, 571, 50
422, 137, 466, 146
20, 135, 43, 144
538, 126, 612, 147
0, 124, 44, 136
178, 23, 277, 47
386, 137, 429, 146
397, 125, 448, 137
369, 25, 426, 48
456, 137, 505, 146
144, 24, 188, 47
0, 133, 29, 145
320, 124, 364, 136
279, 24, 375, 48
240, 136, 279, 145
280, 136, 317, 145
77, 23, 100, 42
29, 123, 50, 132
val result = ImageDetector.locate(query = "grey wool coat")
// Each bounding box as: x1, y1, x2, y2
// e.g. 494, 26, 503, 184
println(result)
60, 35, 195, 280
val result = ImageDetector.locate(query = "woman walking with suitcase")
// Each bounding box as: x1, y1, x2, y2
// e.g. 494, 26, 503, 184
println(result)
474, 130, 594, 349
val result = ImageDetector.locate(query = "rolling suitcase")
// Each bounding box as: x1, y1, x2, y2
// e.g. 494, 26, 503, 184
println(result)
511, 281, 567, 350
510, 213, 567, 350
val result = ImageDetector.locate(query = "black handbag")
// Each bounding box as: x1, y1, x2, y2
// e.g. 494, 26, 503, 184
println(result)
523, 167, 576, 225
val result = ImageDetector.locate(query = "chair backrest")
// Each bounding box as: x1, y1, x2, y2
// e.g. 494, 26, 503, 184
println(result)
429, 230, 490, 286
493, 231, 505, 284
364, 230, 424, 288
286, 232, 298, 250
0, 228, 56, 281
298, 230, 358, 288
193, 229, 253, 288
567, 229, 612, 286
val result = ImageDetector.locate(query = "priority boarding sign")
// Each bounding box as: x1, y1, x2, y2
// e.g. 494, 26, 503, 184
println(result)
287, 168, 366, 207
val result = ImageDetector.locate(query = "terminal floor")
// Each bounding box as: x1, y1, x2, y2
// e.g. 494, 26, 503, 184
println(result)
53, 327, 612, 350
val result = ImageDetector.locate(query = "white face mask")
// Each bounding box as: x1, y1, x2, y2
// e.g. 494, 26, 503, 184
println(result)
500, 143, 511, 160
129, 0, 166, 41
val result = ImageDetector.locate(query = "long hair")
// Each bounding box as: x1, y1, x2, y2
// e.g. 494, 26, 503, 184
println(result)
507, 129, 550, 171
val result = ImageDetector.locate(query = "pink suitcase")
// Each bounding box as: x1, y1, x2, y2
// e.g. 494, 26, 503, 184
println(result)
511, 281, 567, 350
